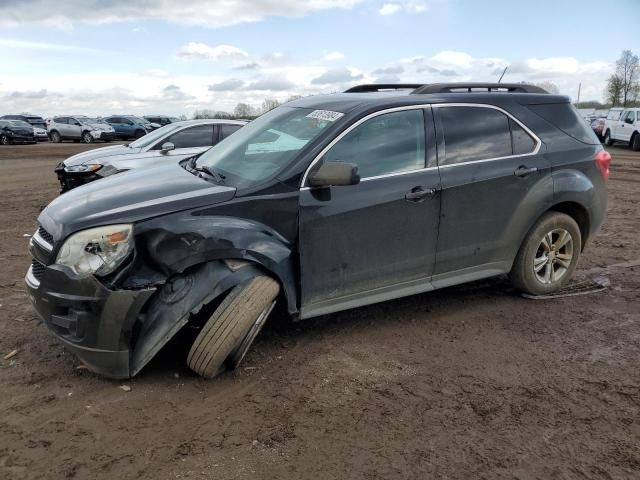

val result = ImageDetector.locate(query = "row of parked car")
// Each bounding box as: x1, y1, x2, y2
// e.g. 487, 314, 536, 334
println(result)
586, 107, 640, 151
0, 114, 181, 145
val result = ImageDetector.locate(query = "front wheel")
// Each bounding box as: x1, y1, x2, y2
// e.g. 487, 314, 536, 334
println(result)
0, 134, 10, 145
510, 212, 581, 296
81, 132, 93, 143
187, 276, 280, 379
631, 133, 640, 152
603, 130, 613, 146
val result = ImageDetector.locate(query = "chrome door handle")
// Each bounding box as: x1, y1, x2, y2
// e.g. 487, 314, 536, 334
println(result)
514, 165, 538, 178
405, 187, 436, 202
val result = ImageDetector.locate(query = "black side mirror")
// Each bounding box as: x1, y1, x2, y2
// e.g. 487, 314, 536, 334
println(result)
308, 161, 360, 187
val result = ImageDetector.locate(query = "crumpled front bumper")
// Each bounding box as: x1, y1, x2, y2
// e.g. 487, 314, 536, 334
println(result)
25, 261, 155, 378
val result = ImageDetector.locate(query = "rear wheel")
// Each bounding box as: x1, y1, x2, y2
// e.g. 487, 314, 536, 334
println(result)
510, 212, 581, 296
81, 131, 93, 143
603, 130, 613, 146
0, 134, 10, 145
631, 133, 640, 152
187, 276, 280, 379
50, 131, 61, 143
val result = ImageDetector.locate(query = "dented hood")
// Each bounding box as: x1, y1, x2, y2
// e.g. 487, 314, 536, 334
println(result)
39, 163, 236, 240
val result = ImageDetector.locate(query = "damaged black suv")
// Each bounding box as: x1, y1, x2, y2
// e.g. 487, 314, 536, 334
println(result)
26, 83, 609, 379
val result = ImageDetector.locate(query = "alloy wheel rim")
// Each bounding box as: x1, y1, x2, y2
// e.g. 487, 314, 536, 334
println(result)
533, 228, 574, 285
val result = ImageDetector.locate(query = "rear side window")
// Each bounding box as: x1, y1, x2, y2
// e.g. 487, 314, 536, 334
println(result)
166, 125, 214, 149
528, 103, 600, 144
219, 124, 242, 140
439, 106, 512, 165
324, 109, 425, 178
510, 119, 536, 155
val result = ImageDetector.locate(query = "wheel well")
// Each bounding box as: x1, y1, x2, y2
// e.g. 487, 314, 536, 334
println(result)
547, 202, 590, 250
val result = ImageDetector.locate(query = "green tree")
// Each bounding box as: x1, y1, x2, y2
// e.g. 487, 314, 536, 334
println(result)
615, 50, 639, 107
606, 74, 624, 106
261, 98, 280, 114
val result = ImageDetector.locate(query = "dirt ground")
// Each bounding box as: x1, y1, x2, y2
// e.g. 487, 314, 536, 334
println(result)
0, 142, 638, 480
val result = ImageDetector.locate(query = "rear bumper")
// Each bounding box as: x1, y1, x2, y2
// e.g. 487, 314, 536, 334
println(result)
25, 261, 155, 379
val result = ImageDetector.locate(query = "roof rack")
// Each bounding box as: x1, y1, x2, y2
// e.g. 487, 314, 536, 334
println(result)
344, 84, 424, 93
344, 83, 548, 94
412, 83, 548, 94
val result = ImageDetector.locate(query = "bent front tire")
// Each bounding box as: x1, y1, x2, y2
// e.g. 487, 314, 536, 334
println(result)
510, 212, 582, 296
187, 276, 280, 379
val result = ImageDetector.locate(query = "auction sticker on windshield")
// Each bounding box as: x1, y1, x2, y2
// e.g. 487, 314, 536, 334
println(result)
306, 110, 345, 122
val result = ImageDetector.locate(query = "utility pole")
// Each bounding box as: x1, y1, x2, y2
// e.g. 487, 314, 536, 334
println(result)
498, 66, 508, 83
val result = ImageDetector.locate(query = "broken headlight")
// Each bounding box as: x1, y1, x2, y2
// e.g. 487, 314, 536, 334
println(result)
56, 224, 133, 276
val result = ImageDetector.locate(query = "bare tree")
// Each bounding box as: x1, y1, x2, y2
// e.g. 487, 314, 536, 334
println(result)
260, 98, 280, 114
534, 81, 560, 94
615, 50, 639, 107
605, 74, 624, 106
233, 103, 257, 118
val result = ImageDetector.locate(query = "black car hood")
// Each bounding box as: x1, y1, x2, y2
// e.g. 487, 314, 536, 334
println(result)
39, 164, 236, 240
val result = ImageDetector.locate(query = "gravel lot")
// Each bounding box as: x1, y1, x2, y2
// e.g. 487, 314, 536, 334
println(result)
0, 142, 639, 480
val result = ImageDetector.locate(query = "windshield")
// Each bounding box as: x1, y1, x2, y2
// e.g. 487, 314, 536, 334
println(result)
129, 122, 185, 148
78, 117, 103, 125
9, 120, 31, 127
126, 116, 150, 125
197, 106, 337, 186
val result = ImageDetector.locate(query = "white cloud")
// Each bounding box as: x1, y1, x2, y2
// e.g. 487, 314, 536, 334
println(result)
0, 38, 111, 54
324, 51, 345, 61
379, 3, 401, 15
311, 67, 364, 85
0, 0, 364, 29
379, 2, 428, 15
177, 42, 249, 61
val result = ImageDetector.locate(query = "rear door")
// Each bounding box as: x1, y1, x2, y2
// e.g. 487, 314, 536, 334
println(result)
298, 107, 441, 317
432, 104, 550, 285
54, 117, 70, 137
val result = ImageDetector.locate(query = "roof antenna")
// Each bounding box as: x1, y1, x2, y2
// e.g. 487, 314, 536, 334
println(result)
498, 66, 508, 83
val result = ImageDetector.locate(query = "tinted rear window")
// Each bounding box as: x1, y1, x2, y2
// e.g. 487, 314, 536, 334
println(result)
440, 106, 512, 165
528, 103, 600, 144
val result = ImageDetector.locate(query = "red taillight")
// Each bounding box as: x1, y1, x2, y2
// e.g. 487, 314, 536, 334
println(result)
595, 150, 611, 181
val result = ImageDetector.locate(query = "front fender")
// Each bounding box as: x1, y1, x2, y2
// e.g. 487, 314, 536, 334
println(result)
125, 214, 297, 315
129, 260, 263, 376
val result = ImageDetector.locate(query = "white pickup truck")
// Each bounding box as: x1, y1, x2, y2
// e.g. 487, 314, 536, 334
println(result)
603, 107, 640, 151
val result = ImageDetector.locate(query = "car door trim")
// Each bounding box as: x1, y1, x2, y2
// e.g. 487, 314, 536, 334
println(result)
300, 102, 542, 188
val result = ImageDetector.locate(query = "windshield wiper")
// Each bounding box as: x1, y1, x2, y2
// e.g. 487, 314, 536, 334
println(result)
188, 156, 226, 183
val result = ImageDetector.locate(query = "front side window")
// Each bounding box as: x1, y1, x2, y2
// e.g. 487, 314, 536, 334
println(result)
440, 106, 512, 165
323, 109, 425, 178
165, 125, 214, 149
197, 106, 336, 187
55, 117, 68, 125
625, 111, 636, 123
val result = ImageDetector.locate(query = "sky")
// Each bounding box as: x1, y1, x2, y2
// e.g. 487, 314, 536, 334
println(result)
1, 0, 638, 117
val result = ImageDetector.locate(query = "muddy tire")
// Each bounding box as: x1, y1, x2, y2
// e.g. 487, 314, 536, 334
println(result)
510, 212, 581, 296
49, 131, 61, 143
631, 133, 640, 152
187, 276, 280, 379
603, 130, 613, 146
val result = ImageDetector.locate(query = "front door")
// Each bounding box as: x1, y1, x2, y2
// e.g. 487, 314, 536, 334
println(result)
298, 107, 441, 318
432, 104, 552, 285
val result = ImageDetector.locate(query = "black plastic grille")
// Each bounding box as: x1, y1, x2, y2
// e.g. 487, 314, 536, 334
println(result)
31, 259, 46, 281
37, 226, 54, 245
